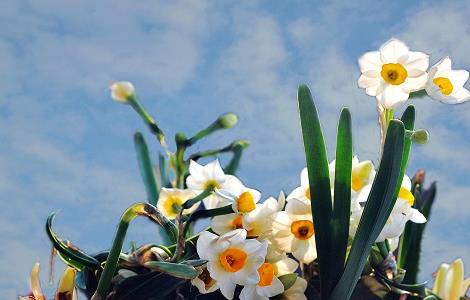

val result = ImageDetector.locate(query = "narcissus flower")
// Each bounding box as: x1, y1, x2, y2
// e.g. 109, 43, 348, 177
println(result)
191, 266, 219, 294
425, 56, 470, 104
196, 229, 267, 299
358, 38, 429, 108
239, 262, 285, 300
432, 258, 470, 300
186, 159, 244, 209
156, 188, 198, 219
354, 175, 426, 241
271, 199, 317, 264
110, 81, 135, 103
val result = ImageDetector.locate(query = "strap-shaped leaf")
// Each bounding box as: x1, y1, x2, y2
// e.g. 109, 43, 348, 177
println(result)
134, 132, 159, 205
330, 108, 353, 291
46, 213, 101, 270
396, 105, 415, 268
298, 84, 333, 299
144, 261, 198, 279
329, 120, 405, 300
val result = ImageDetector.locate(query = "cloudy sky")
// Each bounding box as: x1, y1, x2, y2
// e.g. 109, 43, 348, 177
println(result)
1, 0, 470, 298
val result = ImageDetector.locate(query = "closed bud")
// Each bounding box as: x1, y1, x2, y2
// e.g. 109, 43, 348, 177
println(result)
217, 113, 238, 129
110, 81, 135, 103
411, 129, 429, 144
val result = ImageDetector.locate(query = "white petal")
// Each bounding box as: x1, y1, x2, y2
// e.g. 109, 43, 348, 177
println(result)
217, 277, 237, 299
211, 214, 238, 235
410, 209, 427, 223
356, 184, 372, 203
378, 85, 410, 109
196, 231, 220, 260
239, 285, 259, 300
219, 228, 247, 245
291, 238, 317, 264
205, 159, 225, 182
358, 74, 381, 89
273, 256, 299, 275
358, 51, 382, 72
433, 56, 452, 73
401, 175, 412, 190
404, 51, 429, 71
451, 88, 470, 102
188, 160, 206, 181
449, 70, 469, 88
203, 194, 230, 210
285, 198, 311, 215
380, 39, 409, 63
365, 81, 385, 97
300, 168, 309, 188
286, 186, 309, 203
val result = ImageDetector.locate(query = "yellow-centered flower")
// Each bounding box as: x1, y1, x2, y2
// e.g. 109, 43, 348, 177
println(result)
156, 188, 198, 219
358, 38, 429, 108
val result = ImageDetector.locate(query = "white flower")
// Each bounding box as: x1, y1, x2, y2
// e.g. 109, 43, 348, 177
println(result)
432, 258, 470, 300
271, 199, 317, 264
156, 188, 198, 220
212, 193, 280, 238
358, 38, 429, 108
239, 262, 285, 300
196, 229, 267, 299
354, 175, 426, 241
110, 81, 135, 103
186, 159, 244, 209
279, 277, 308, 300
425, 56, 470, 104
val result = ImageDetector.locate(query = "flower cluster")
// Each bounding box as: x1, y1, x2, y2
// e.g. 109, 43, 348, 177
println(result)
358, 38, 470, 108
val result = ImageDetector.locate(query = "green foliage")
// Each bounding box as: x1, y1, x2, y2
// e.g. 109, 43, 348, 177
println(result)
134, 132, 160, 205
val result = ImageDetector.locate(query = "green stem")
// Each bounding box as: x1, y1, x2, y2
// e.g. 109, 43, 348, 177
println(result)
384, 109, 394, 134
182, 187, 214, 210
376, 242, 389, 259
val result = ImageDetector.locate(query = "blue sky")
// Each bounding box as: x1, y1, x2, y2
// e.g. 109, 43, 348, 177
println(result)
1, 0, 470, 298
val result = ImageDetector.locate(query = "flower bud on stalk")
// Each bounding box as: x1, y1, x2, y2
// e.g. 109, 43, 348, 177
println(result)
411, 129, 429, 144
110, 81, 166, 146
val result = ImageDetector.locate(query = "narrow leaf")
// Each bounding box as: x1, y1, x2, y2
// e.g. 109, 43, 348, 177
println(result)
329, 120, 405, 300
298, 84, 333, 299
330, 108, 353, 290
134, 132, 159, 205
144, 261, 198, 279
46, 213, 101, 270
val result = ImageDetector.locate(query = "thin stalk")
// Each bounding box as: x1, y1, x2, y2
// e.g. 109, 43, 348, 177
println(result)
182, 187, 214, 210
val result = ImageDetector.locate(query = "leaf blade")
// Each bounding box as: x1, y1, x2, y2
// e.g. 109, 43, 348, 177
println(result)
134, 132, 160, 205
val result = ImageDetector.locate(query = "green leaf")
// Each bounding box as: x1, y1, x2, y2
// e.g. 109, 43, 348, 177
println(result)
330, 108, 353, 290
184, 204, 233, 236
46, 213, 101, 271
181, 259, 208, 267
396, 105, 416, 269
375, 270, 426, 296
134, 132, 159, 205
329, 120, 405, 300
298, 84, 334, 299
144, 261, 198, 279
278, 274, 298, 291
158, 153, 171, 188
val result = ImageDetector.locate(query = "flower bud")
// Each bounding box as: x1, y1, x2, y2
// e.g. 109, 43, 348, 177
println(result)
110, 81, 135, 103
411, 129, 429, 144
217, 113, 238, 129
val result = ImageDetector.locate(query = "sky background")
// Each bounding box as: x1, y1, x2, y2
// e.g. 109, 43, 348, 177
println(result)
1, 0, 470, 298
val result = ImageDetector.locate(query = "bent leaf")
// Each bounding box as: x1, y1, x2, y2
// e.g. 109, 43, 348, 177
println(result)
46, 213, 101, 271
144, 261, 198, 279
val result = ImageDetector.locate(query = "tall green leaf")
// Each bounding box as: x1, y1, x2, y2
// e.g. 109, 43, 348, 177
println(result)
396, 105, 416, 268
329, 120, 405, 300
298, 84, 333, 299
134, 132, 159, 205
330, 108, 353, 291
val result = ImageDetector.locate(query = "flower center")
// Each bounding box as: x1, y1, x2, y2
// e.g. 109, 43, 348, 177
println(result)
305, 187, 311, 200
433, 77, 453, 95
204, 179, 221, 190
290, 220, 314, 240
381, 63, 408, 85
237, 192, 256, 213
257, 263, 275, 287
231, 215, 244, 230
219, 248, 247, 272
398, 187, 415, 206
162, 196, 183, 218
